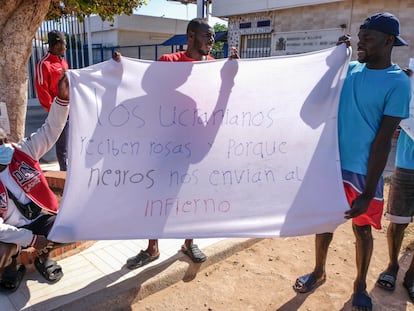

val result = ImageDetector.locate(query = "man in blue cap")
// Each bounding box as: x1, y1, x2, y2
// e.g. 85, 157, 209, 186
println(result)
293, 12, 411, 311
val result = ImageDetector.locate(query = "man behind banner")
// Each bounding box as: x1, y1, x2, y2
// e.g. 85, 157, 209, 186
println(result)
293, 12, 411, 310
126, 18, 239, 269
35, 30, 70, 171
0, 76, 69, 292
376, 69, 414, 302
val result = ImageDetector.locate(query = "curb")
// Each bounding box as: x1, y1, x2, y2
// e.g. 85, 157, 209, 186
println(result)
54, 238, 262, 311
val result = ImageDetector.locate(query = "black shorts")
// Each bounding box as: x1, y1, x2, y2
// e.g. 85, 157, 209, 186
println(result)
21, 214, 56, 236
385, 167, 414, 224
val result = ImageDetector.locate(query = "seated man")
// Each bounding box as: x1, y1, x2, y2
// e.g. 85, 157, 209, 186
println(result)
0, 75, 69, 292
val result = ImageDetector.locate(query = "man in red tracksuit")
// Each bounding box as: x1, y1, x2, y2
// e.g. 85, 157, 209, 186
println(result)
35, 30, 69, 171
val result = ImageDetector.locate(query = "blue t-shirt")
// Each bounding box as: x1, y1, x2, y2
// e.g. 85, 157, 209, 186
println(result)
396, 130, 414, 169
338, 61, 411, 174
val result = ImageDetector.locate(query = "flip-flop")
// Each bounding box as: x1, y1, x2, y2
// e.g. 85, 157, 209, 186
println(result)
34, 258, 63, 283
352, 292, 372, 311
0, 264, 26, 293
403, 282, 414, 303
376, 272, 397, 291
293, 273, 326, 294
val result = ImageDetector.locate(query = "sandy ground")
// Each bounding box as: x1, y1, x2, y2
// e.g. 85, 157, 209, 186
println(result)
131, 184, 414, 311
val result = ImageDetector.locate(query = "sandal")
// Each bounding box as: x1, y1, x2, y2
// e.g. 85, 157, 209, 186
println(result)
293, 273, 326, 294
404, 281, 414, 303
352, 292, 372, 311
376, 272, 397, 291
181, 244, 207, 263
126, 250, 159, 270
0, 264, 26, 293
34, 258, 63, 283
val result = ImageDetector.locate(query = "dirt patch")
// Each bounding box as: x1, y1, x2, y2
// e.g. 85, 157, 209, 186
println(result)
132, 183, 414, 311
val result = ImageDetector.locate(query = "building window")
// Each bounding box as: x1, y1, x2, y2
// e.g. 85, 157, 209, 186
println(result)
240, 33, 271, 58
239, 22, 252, 29
257, 20, 271, 28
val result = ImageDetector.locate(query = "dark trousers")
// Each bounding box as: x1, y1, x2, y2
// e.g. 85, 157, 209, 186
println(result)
22, 215, 58, 259
22, 215, 56, 236
0, 215, 56, 269
56, 120, 68, 171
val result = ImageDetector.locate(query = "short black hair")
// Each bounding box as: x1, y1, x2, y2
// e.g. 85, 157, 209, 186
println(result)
187, 18, 210, 35
47, 30, 66, 47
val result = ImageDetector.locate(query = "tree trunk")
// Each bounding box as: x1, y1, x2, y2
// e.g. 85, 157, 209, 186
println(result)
0, 1, 50, 142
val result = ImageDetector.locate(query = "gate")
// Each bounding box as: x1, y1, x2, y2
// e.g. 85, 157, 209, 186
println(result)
29, 15, 88, 99
240, 33, 271, 58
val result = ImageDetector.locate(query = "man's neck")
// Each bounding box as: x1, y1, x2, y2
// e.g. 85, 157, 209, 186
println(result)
185, 50, 207, 61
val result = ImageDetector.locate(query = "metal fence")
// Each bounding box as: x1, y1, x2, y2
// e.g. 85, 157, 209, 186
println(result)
90, 44, 226, 63
29, 16, 227, 100
29, 16, 88, 99
240, 33, 271, 59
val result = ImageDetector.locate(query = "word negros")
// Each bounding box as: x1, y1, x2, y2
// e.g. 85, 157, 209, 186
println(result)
88, 167, 155, 188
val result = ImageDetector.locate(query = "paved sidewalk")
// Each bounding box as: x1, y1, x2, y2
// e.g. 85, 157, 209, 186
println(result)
0, 160, 258, 311
1, 106, 258, 310
1, 227, 258, 311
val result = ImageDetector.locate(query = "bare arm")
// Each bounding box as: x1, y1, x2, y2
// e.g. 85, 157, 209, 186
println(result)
345, 115, 402, 219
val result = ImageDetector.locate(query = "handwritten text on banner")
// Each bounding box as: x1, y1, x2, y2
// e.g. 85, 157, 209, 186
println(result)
49, 45, 350, 242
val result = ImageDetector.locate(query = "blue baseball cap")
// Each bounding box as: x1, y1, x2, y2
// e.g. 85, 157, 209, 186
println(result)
360, 12, 408, 46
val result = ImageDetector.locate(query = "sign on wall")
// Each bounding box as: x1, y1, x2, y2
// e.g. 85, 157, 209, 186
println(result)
273, 28, 344, 56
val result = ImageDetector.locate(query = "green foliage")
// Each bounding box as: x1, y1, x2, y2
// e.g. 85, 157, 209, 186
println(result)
213, 22, 227, 51
214, 23, 227, 33
46, 0, 147, 21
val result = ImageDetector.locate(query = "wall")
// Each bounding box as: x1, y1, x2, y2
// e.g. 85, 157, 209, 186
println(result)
224, 0, 414, 66
213, 0, 344, 16
88, 14, 189, 48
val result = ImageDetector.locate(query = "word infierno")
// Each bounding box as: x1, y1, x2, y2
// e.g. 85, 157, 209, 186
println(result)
145, 197, 231, 217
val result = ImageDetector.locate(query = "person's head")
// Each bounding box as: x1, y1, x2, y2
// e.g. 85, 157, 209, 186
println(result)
47, 30, 67, 57
0, 128, 13, 171
357, 12, 407, 67
186, 18, 215, 60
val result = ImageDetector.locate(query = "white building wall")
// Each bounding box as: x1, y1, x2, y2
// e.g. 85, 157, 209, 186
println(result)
88, 14, 189, 47
212, 0, 344, 17
219, 0, 414, 66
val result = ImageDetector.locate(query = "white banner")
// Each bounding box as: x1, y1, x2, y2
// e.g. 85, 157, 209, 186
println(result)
399, 58, 414, 140
49, 45, 350, 242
